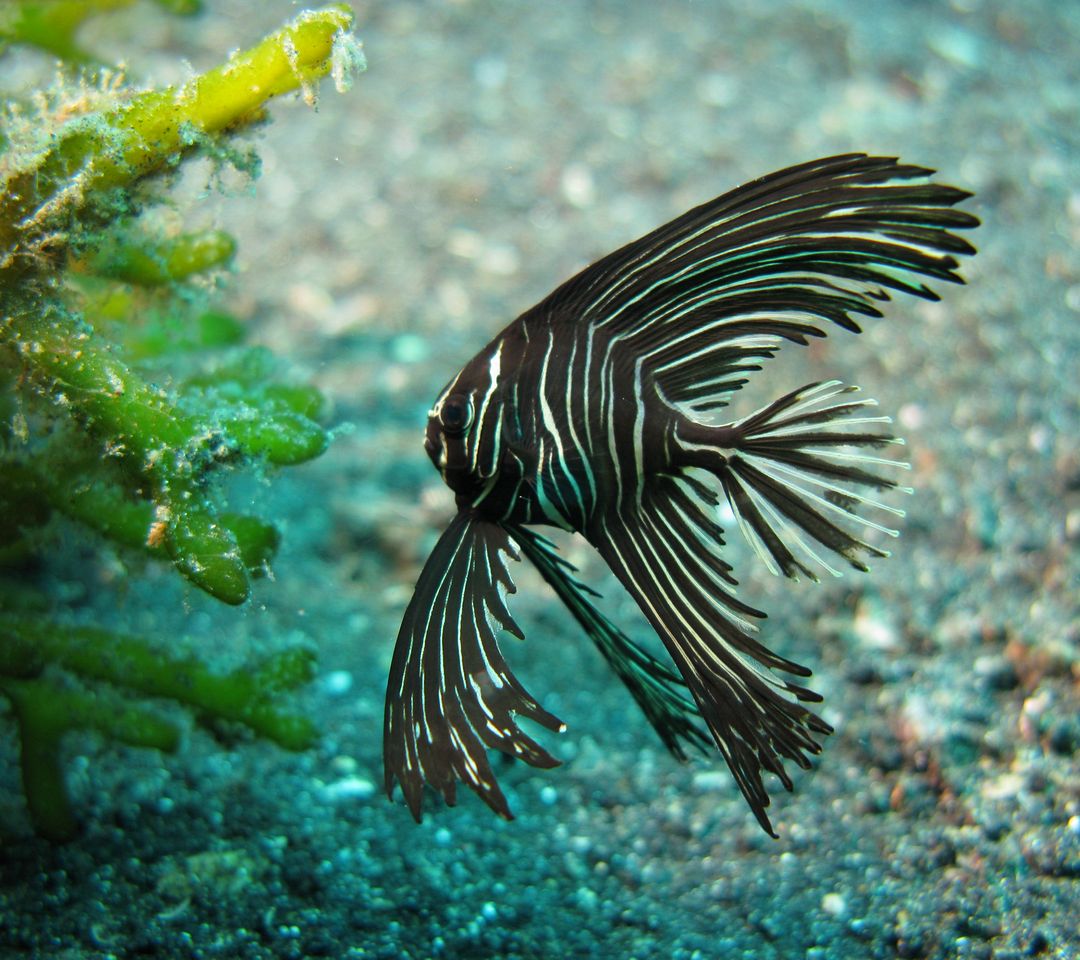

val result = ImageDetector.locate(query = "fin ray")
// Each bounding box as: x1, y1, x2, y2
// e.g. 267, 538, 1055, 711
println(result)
511, 525, 712, 760
587, 478, 831, 836
521, 154, 976, 412
675, 381, 911, 580
384, 513, 563, 822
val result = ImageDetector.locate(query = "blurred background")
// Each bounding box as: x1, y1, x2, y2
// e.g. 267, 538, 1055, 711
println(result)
1, 2, 1077, 957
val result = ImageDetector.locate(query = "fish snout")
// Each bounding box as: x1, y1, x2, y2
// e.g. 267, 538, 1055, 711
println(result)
424, 419, 445, 470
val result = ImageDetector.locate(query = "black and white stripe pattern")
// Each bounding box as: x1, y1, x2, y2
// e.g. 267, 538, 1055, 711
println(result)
383, 512, 563, 820
384, 154, 977, 832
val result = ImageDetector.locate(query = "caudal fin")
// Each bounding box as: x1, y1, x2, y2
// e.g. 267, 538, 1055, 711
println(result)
673, 380, 911, 581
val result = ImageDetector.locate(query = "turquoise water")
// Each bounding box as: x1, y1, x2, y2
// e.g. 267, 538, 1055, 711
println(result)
2, 2, 1077, 957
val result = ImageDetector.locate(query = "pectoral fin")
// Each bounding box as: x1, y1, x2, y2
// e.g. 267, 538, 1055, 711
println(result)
383, 512, 563, 821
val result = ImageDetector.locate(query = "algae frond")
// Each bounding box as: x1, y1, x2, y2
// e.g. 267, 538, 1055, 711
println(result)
0, 4, 364, 840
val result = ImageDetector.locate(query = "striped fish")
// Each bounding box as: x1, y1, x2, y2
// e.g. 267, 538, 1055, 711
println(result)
384, 154, 977, 835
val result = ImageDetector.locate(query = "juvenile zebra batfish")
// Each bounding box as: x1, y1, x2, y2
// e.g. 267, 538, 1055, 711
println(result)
384, 154, 977, 835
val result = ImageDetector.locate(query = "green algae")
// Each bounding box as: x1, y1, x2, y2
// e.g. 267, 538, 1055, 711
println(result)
0, 617, 317, 840
0, 1, 203, 66
0, 4, 364, 839
76, 228, 238, 287
0, 2, 360, 599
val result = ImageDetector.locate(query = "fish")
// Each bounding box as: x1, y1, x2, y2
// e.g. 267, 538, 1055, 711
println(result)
383, 153, 978, 835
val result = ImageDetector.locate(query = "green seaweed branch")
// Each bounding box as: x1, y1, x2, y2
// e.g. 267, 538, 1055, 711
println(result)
0, 0, 203, 65
0, 4, 364, 840
0, 618, 316, 841
1, 2, 360, 600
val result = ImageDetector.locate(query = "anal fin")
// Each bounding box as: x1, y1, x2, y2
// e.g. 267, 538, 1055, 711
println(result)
586, 476, 831, 837
510, 525, 712, 761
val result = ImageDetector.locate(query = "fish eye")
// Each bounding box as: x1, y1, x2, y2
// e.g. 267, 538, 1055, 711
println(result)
438, 393, 473, 435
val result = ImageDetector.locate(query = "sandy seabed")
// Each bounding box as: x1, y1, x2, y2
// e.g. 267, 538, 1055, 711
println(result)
1, 2, 1077, 958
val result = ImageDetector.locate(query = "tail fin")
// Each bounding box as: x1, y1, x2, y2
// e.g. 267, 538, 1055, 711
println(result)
673, 380, 911, 581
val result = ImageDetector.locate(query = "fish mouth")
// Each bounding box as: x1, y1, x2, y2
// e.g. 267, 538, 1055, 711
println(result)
423, 421, 444, 467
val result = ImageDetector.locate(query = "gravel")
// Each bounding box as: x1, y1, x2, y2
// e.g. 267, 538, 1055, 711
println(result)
2, 1, 1077, 957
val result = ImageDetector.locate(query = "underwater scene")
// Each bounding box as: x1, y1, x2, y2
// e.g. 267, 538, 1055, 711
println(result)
1, 1, 1077, 957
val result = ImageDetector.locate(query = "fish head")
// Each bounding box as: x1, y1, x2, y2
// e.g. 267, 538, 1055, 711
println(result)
425, 346, 506, 504
425, 388, 475, 476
